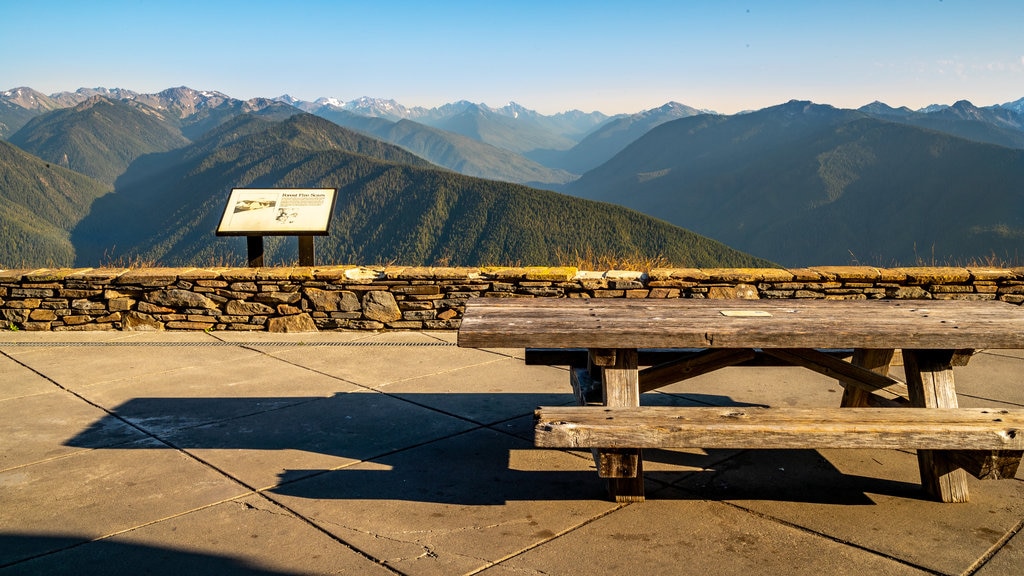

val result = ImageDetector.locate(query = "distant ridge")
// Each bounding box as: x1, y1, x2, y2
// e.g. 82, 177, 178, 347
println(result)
8, 96, 190, 185
530, 102, 707, 174
566, 100, 1024, 266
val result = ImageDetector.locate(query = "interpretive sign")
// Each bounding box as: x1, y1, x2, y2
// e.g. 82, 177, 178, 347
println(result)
216, 188, 337, 267
216, 188, 337, 236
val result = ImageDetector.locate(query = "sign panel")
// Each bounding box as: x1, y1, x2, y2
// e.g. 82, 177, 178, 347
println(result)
216, 188, 337, 236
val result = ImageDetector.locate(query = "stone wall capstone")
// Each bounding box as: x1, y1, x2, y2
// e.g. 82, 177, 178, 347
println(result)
0, 266, 1021, 332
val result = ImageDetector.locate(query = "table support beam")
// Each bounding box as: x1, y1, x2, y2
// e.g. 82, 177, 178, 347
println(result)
596, 349, 644, 502
843, 349, 897, 407
904, 349, 970, 503
639, 348, 757, 392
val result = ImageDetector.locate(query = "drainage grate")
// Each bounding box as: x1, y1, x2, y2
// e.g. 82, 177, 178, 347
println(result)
0, 340, 457, 347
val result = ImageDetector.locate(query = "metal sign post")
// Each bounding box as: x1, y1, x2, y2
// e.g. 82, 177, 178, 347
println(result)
216, 188, 337, 267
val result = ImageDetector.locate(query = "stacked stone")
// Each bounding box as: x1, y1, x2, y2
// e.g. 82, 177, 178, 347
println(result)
0, 265, 1021, 332
306, 266, 484, 330
749, 267, 1023, 302
0, 268, 125, 332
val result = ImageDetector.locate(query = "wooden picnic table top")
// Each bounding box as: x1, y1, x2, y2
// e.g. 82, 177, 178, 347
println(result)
457, 298, 1024, 351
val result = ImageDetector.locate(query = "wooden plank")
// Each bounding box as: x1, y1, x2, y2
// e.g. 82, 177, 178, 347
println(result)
570, 366, 620, 497
763, 348, 909, 402
952, 349, 977, 367
526, 348, 853, 368
601, 349, 638, 406
948, 450, 1023, 480
898, 349, 970, 502
589, 348, 617, 367
529, 348, 702, 368
535, 406, 1024, 450
639, 348, 757, 392
458, 299, 1024, 351
843, 349, 896, 408
570, 368, 601, 406
597, 349, 644, 502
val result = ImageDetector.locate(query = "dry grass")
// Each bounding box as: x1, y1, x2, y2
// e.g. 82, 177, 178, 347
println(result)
848, 247, 1024, 268
552, 246, 673, 272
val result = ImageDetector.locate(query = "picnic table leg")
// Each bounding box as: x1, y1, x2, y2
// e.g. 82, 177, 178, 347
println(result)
591, 348, 644, 503
841, 348, 896, 407
903, 349, 970, 503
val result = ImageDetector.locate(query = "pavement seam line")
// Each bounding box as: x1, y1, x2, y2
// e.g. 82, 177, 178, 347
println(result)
238, 490, 410, 576
236, 342, 536, 430
1, 347, 409, 575
716, 499, 948, 575
662, 451, 951, 574
958, 516, 1024, 576
462, 503, 631, 576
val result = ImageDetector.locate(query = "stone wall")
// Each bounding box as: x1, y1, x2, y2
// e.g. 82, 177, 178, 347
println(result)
1, 265, 1022, 332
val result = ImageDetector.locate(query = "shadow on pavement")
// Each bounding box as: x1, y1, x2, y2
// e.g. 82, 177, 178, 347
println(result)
63, 393, 921, 506
0, 534, 305, 575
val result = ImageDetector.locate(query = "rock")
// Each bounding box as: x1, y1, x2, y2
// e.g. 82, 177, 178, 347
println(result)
362, 290, 402, 323
254, 291, 301, 305
436, 309, 459, 321
147, 289, 217, 309
348, 320, 385, 330
226, 300, 276, 315
108, 297, 135, 312
122, 311, 164, 331
267, 313, 318, 333
304, 287, 360, 312
165, 321, 215, 330
72, 299, 108, 311
1, 309, 30, 324
29, 309, 57, 321
707, 284, 759, 299
138, 301, 175, 314
892, 286, 931, 300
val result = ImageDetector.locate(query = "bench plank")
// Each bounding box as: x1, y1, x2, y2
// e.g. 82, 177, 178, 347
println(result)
535, 406, 1024, 451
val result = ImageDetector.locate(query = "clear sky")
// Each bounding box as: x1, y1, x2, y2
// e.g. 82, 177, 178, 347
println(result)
3, 0, 1022, 115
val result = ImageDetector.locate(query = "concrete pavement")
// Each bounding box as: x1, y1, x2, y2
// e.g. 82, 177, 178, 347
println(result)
1, 330, 1022, 575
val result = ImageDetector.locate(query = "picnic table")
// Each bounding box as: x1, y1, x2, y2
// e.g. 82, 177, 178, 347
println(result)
457, 298, 1024, 503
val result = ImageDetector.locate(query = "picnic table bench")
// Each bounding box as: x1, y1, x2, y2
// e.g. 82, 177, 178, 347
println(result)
457, 298, 1024, 503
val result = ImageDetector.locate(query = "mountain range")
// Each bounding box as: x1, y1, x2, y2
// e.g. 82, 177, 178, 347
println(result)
0, 87, 768, 268
2, 85, 1023, 267
566, 100, 1024, 265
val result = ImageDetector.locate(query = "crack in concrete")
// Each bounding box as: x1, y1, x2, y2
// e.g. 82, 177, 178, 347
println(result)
314, 516, 516, 567
234, 498, 296, 521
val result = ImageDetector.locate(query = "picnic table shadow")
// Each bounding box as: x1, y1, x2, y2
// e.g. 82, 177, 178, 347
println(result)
64, 392, 923, 506
0, 534, 305, 576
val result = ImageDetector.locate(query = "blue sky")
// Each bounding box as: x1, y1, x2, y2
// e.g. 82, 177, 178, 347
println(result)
3, 0, 1022, 114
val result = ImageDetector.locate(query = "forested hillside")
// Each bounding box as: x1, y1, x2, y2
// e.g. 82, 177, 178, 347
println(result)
8, 96, 190, 185
71, 113, 772, 268
0, 140, 111, 266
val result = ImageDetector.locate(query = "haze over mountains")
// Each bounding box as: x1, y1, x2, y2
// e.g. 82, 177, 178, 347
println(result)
1, 85, 1023, 268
